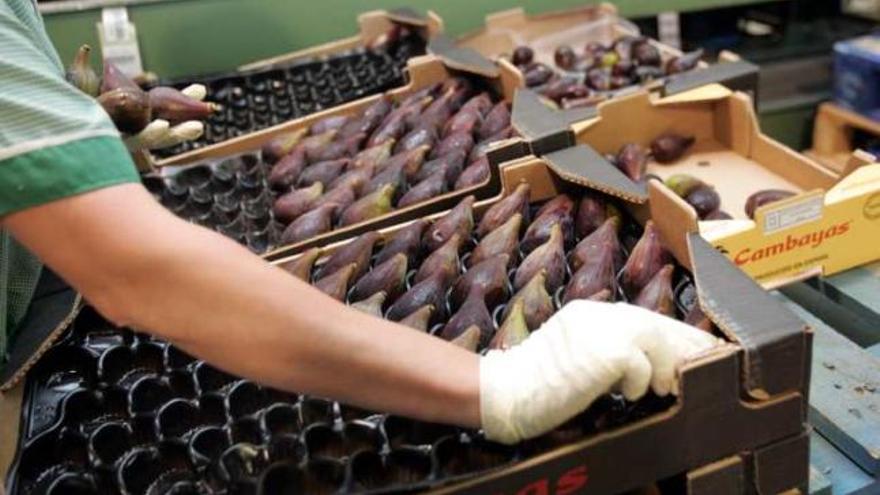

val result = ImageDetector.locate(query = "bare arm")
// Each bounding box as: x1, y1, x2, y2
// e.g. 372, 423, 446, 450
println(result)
3, 183, 480, 427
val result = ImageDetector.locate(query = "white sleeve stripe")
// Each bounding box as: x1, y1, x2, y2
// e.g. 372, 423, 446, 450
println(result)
0, 129, 121, 162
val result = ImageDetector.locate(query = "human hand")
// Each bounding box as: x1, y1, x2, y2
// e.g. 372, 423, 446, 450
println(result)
123, 84, 209, 151
479, 300, 721, 444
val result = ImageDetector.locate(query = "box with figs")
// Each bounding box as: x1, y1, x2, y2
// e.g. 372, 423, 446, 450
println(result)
458, 5, 708, 110
145, 60, 517, 255
152, 10, 439, 162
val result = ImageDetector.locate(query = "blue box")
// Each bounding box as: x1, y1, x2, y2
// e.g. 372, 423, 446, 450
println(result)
834, 35, 880, 122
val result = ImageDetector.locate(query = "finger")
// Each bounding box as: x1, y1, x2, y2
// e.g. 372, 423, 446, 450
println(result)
124, 119, 170, 151
619, 350, 652, 401
647, 337, 678, 397
152, 121, 204, 149
181, 84, 207, 101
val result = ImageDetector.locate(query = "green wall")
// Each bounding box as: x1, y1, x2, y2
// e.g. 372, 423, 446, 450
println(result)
44, 0, 778, 79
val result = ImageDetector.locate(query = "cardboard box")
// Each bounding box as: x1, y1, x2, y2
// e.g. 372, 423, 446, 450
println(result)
456, 4, 758, 106
806, 102, 880, 176
269, 156, 811, 494
561, 85, 880, 289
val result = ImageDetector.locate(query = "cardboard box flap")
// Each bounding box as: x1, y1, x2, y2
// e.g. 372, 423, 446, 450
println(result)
512, 89, 584, 143
686, 233, 809, 399
427, 35, 499, 78
662, 60, 759, 99
543, 145, 648, 203
385, 7, 430, 26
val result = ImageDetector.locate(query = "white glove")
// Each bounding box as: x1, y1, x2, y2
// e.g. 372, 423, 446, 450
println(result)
123, 84, 208, 151
480, 300, 721, 444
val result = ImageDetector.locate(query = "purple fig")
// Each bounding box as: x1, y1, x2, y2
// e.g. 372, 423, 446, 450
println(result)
399, 305, 434, 332
365, 156, 406, 196
564, 243, 617, 304
470, 126, 515, 162
514, 224, 565, 292
268, 147, 308, 190
277, 247, 322, 282
101, 59, 139, 92
615, 143, 648, 181
351, 140, 394, 170
351, 291, 386, 318
397, 170, 447, 208
685, 304, 714, 333
666, 49, 703, 75
340, 97, 392, 139
539, 78, 590, 103
449, 325, 481, 352
685, 186, 722, 219
311, 184, 357, 218
521, 194, 575, 252
413, 151, 465, 187
477, 182, 530, 237
273, 182, 323, 223
311, 115, 350, 135
634, 264, 675, 317
460, 93, 493, 117
554, 45, 577, 70
431, 131, 474, 160
443, 109, 481, 137
319, 231, 381, 280
586, 68, 612, 91
621, 220, 672, 296
470, 213, 521, 268
375, 220, 427, 266
313, 264, 356, 301
451, 255, 511, 309
478, 103, 511, 140
384, 145, 430, 184
148, 86, 218, 125
489, 299, 529, 350
414, 233, 462, 285
745, 190, 796, 219
297, 158, 349, 188
387, 271, 450, 322
338, 184, 396, 226
298, 130, 339, 160
423, 196, 475, 251
524, 63, 554, 87
512, 46, 534, 66
279, 204, 335, 244
650, 133, 695, 164
589, 289, 612, 302
504, 272, 554, 331
350, 253, 408, 302
633, 41, 661, 67
704, 209, 732, 221
454, 157, 490, 190
395, 125, 437, 154
328, 164, 374, 197
263, 130, 307, 165
441, 289, 495, 347
575, 192, 618, 239
571, 217, 622, 272
98, 87, 151, 134
309, 133, 365, 162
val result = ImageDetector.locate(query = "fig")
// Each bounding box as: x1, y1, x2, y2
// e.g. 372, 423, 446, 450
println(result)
621, 220, 672, 296
477, 182, 530, 237
632, 41, 662, 67
524, 63, 554, 87
384, 145, 430, 183
279, 204, 335, 244
685, 186, 722, 219
310, 132, 365, 162
351, 292, 386, 318
148, 86, 218, 124
101, 59, 139, 92
398, 170, 447, 207
350, 253, 408, 302
650, 133, 695, 164
540, 79, 590, 103
66, 45, 99, 97
454, 157, 490, 190
98, 87, 151, 134
612, 60, 635, 77
613, 35, 644, 61
460, 93, 493, 117
470, 126, 515, 162
571, 216, 622, 272
449, 325, 481, 352
341, 96, 392, 139
277, 247, 321, 281
745, 190, 797, 219
311, 115, 350, 136
339, 184, 395, 226
273, 182, 323, 223
299, 130, 339, 160
432, 131, 474, 160
365, 156, 407, 196
470, 214, 521, 268
554, 45, 577, 70
634, 264, 675, 317
515, 224, 565, 292
616, 143, 648, 181
314, 264, 356, 301
478, 103, 511, 141
575, 192, 619, 239
564, 243, 617, 304
414, 233, 462, 285
268, 147, 308, 190
319, 231, 380, 280
512, 46, 534, 66
443, 109, 481, 137
664, 174, 704, 198
666, 49, 703, 75
685, 304, 714, 333
586, 68, 612, 91
489, 299, 529, 350
704, 210, 732, 221
414, 151, 465, 187
387, 271, 450, 322
328, 164, 374, 197
399, 305, 434, 332
351, 140, 394, 170
451, 255, 511, 309
395, 125, 437, 154
375, 220, 427, 266
423, 196, 475, 251
442, 289, 495, 347
521, 194, 575, 252
263, 131, 306, 165
311, 183, 357, 218
589, 289, 612, 302
504, 272, 554, 331
297, 158, 349, 189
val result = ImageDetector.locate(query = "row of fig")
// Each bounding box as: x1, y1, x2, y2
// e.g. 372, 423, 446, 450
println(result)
264, 77, 514, 245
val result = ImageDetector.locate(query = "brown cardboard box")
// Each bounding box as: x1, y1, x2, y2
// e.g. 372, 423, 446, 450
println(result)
269, 156, 811, 494
806, 102, 880, 175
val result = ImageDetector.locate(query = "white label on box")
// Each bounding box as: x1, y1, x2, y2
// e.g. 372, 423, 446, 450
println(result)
97, 7, 143, 77
762, 196, 824, 234
657, 12, 681, 50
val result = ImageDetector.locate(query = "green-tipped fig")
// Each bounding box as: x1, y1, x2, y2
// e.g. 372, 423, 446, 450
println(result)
314, 264, 356, 301
101, 59, 139, 92
297, 158, 350, 189
279, 204, 335, 244
375, 220, 426, 266
452, 255, 511, 309
339, 184, 396, 226
311, 115, 350, 136
312, 184, 357, 219
387, 271, 450, 322
621, 221, 672, 296
449, 325, 481, 352
477, 183, 530, 237
504, 272, 554, 331
148, 86, 218, 124
350, 253, 408, 302
454, 157, 490, 190
489, 300, 529, 350
66, 45, 99, 97
615, 143, 648, 181
515, 224, 565, 292
745, 189, 797, 219
685, 186, 721, 219
441, 290, 494, 347
470, 213, 521, 268
423, 196, 475, 251
351, 292, 386, 317
273, 182, 323, 223
328, 165, 374, 197
320, 232, 380, 280
521, 194, 575, 252
571, 217, 622, 272
299, 130, 338, 160
564, 246, 617, 304
383, 145, 429, 183
414, 233, 462, 285
478, 102, 511, 141
634, 264, 675, 317
399, 305, 434, 332
277, 247, 321, 281
650, 133, 695, 164
351, 140, 394, 170
98, 87, 151, 134
664, 174, 704, 198
365, 157, 406, 196
263, 130, 307, 165
398, 170, 447, 207
268, 147, 307, 190
666, 49, 703, 75
685, 304, 714, 333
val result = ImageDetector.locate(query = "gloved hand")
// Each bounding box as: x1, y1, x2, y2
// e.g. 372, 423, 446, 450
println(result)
480, 300, 722, 444
123, 84, 207, 151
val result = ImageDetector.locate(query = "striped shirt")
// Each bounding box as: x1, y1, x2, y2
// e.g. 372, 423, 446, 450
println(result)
0, 0, 139, 364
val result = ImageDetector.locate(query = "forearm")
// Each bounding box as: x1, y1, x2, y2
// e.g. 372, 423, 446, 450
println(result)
5, 185, 480, 427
